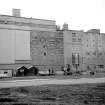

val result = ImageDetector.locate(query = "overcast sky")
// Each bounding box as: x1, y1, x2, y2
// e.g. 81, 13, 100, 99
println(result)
0, 0, 105, 32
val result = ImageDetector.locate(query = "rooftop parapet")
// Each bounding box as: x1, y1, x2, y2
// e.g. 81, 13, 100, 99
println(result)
87, 29, 100, 34
0, 9, 56, 26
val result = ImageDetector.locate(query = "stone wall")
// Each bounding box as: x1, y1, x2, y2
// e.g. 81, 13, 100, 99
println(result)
30, 30, 64, 71
64, 30, 83, 71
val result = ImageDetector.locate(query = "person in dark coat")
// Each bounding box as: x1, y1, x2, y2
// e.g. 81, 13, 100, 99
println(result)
48, 68, 51, 75
67, 65, 71, 72
51, 67, 54, 75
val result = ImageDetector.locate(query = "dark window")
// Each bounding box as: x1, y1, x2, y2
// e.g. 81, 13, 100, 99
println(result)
72, 38, 76, 42
34, 36, 37, 39
44, 52, 46, 56
86, 52, 90, 55
99, 65, 104, 68
43, 45, 46, 48
87, 66, 91, 70
72, 33, 76, 42
98, 52, 102, 55
72, 54, 75, 64
72, 33, 76, 36
20, 69, 24, 72
4, 71, 7, 74
78, 38, 82, 42
93, 52, 96, 55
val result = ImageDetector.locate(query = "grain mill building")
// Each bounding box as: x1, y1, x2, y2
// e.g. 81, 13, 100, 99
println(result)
0, 9, 105, 76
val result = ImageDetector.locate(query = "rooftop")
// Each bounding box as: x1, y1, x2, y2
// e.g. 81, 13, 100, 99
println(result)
0, 9, 56, 26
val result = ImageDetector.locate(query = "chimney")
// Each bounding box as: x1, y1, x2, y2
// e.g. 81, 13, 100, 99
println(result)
62, 23, 69, 30
56, 25, 61, 30
12, 9, 21, 17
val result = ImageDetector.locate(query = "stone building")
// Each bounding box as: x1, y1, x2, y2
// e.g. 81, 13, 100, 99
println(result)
63, 26, 83, 71
0, 9, 63, 75
82, 29, 105, 71
30, 30, 64, 71
0, 9, 105, 76
64, 28, 105, 72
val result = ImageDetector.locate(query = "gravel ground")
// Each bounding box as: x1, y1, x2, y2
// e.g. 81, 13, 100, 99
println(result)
0, 83, 105, 105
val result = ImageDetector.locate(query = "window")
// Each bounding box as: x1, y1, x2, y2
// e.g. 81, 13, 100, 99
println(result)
78, 38, 82, 42
93, 52, 96, 55
0, 20, 5, 24
87, 66, 91, 70
49, 39, 55, 45
72, 33, 76, 42
72, 38, 76, 42
44, 52, 46, 56
72, 54, 75, 64
72, 33, 76, 36
72, 53, 79, 64
4, 71, 7, 74
86, 52, 90, 55
98, 52, 102, 55
99, 65, 104, 68
43, 45, 46, 48
50, 43, 54, 46
34, 36, 37, 39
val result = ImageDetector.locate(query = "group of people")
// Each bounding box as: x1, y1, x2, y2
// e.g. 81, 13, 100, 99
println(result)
62, 65, 72, 75
14, 64, 98, 77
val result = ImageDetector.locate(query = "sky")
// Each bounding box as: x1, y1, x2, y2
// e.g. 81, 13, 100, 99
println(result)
0, 0, 105, 33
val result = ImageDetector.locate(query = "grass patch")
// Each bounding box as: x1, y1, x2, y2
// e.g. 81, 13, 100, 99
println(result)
0, 83, 105, 105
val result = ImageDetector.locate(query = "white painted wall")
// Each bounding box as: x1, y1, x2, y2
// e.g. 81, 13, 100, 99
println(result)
0, 29, 30, 64
0, 29, 15, 63
15, 30, 30, 60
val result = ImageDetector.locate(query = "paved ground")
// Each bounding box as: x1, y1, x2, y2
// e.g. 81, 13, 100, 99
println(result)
0, 77, 105, 88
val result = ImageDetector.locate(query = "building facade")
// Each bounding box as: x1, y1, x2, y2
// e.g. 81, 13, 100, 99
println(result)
64, 28, 105, 72
0, 9, 64, 75
0, 9, 105, 75
30, 30, 64, 71
63, 26, 83, 71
